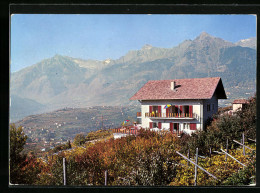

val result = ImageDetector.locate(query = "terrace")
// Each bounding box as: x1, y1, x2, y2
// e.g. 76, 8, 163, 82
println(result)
144, 112, 199, 120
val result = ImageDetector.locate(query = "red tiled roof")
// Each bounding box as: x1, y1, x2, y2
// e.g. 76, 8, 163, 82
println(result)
130, 77, 227, 100
233, 99, 248, 104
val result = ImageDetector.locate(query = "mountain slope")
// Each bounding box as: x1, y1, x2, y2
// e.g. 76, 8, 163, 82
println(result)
235, 37, 256, 49
10, 95, 46, 122
10, 32, 256, 122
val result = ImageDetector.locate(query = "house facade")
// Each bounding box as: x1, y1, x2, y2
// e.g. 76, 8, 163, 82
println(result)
130, 77, 227, 135
232, 99, 248, 112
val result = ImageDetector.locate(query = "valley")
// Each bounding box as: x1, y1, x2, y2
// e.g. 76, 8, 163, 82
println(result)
10, 32, 256, 122
15, 105, 139, 156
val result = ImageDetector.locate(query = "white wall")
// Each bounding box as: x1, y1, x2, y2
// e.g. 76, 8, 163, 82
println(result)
203, 93, 218, 127
140, 99, 203, 133
233, 104, 243, 112
141, 104, 150, 129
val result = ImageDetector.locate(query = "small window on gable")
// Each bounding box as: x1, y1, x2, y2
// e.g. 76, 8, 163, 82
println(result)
207, 104, 211, 112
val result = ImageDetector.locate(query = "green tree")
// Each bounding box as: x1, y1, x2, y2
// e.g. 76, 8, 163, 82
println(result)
9, 124, 28, 184
215, 114, 242, 142
183, 95, 256, 155
73, 133, 86, 146
67, 140, 72, 149
236, 95, 256, 139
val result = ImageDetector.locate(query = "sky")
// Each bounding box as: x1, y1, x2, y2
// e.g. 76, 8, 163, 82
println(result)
11, 14, 256, 73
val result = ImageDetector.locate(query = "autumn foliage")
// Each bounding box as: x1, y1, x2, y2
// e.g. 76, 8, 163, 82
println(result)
14, 127, 254, 186
9, 95, 256, 186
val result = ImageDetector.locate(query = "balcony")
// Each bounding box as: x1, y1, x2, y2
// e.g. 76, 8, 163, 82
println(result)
145, 112, 198, 120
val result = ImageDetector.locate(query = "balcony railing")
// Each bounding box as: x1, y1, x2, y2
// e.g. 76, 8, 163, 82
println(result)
145, 112, 198, 119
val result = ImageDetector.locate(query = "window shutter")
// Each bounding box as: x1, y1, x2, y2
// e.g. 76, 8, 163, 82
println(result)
172, 105, 175, 116
158, 106, 161, 117
149, 122, 153, 129
190, 123, 196, 130
189, 105, 193, 118
176, 105, 179, 117
170, 123, 173, 133
149, 106, 153, 113
180, 105, 183, 117
158, 122, 162, 129
166, 108, 169, 117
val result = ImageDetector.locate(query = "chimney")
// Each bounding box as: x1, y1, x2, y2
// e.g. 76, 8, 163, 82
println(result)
171, 81, 176, 91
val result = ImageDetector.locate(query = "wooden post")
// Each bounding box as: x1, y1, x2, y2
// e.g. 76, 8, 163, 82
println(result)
175, 151, 218, 180
194, 148, 198, 186
104, 170, 108, 186
187, 149, 190, 166
233, 140, 254, 150
209, 147, 212, 158
242, 132, 245, 155
225, 138, 228, 161
63, 157, 66, 185
220, 149, 246, 167
213, 150, 225, 154
248, 138, 256, 143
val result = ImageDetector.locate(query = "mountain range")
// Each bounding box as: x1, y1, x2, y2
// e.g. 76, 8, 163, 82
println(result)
10, 32, 256, 122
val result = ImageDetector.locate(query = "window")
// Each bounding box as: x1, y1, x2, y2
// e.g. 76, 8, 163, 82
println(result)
183, 106, 189, 117
151, 122, 162, 129
137, 117, 142, 124
149, 105, 161, 117
152, 106, 158, 113
182, 105, 193, 117
212, 104, 215, 111
183, 123, 190, 130
207, 104, 211, 111
167, 105, 179, 117
153, 122, 158, 128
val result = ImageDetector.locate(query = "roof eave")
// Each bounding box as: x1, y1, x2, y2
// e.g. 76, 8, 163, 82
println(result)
213, 78, 227, 99
130, 97, 211, 100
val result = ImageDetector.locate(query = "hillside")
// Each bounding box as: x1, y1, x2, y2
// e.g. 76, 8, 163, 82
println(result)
10, 95, 256, 186
15, 105, 139, 142
10, 32, 256, 122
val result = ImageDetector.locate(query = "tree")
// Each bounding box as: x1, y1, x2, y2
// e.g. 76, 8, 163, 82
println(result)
73, 133, 86, 146
67, 140, 72, 149
9, 124, 28, 184
236, 95, 256, 139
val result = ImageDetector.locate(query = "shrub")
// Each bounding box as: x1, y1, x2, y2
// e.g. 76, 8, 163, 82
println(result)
9, 124, 28, 184
73, 133, 87, 146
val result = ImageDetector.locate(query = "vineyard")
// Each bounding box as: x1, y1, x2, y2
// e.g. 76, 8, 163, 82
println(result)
10, 128, 255, 186
9, 95, 256, 186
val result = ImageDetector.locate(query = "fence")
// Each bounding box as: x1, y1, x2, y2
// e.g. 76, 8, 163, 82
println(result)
176, 148, 218, 186
112, 127, 139, 135
175, 132, 256, 186
145, 112, 198, 119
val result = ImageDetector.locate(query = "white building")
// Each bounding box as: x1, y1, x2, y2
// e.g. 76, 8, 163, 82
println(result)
130, 77, 227, 135
232, 99, 248, 112
113, 133, 128, 139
